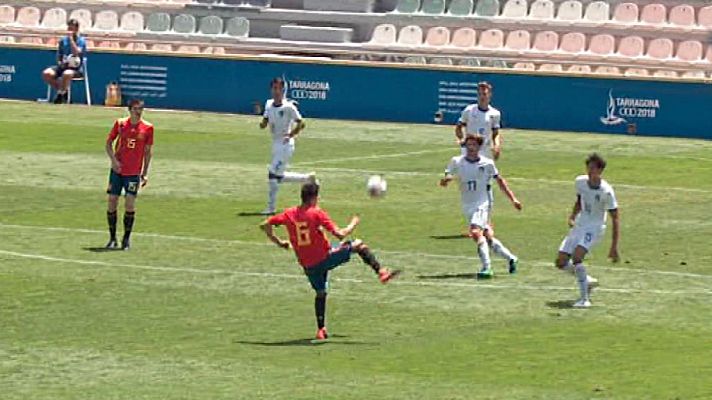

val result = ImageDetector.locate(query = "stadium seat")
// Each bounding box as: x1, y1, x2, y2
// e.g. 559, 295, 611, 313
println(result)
394, 0, 420, 13
513, 62, 535, 70
624, 68, 649, 77
587, 34, 615, 56
403, 55, 426, 64
0, 35, 16, 43
369, 24, 396, 46
212, 46, 226, 54
421, 0, 446, 14
225, 17, 249, 37
429, 57, 452, 65
478, 29, 504, 49
16, 7, 41, 27
459, 58, 480, 66
617, 36, 644, 58
676, 40, 703, 62
125, 42, 148, 51
424, 27, 450, 47
646, 38, 673, 60
19, 36, 43, 45
501, 0, 527, 19
98, 40, 120, 49
42, 8, 67, 30
559, 32, 585, 54
93, 10, 119, 31
173, 14, 196, 34
474, 0, 500, 17
451, 27, 476, 48
69, 9, 92, 30
640, 4, 666, 25
199, 15, 223, 35
448, 0, 473, 16
583, 1, 609, 24
557, 0, 582, 22
538, 63, 563, 71
698, 6, 712, 29
653, 70, 678, 78
397, 25, 423, 46
529, 0, 554, 20
668, 4, 695, 27
567, 64, 591, 73
150, 43, 173, 52
120, 12, 144, 33
682, 70, 705, 79
481, 59, 508, 68
504, 30, 530, 52
146, 13, 171, 33
594, 65, 620, 75
532, 30, 558, 52
0, 5, 15, 25
178, 45, 201, 53
612, 3, 638, 24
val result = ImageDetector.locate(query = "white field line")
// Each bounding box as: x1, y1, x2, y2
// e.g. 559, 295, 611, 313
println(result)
295, 149, 452, 166
1, 249, 710, 296
1, 223, 711, 281
297, 166, 712, 195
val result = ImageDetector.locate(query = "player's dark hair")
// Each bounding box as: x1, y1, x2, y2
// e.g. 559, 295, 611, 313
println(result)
464, 135, 484, 146
477, 81, 493, 91
586, 153, 607, 170
271, 77, 285, 89
301, 182, 320, 204
67, 18, 79, 28
127, 98, 144, 111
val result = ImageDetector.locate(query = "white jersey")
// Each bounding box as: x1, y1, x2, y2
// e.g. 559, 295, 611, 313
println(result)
459, 104, 501, 158
573, 175, 618, 228
446, 155, 499, 209
263, 99, 302, 143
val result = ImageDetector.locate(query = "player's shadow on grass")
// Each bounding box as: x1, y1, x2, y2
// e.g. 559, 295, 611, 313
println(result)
546, 300, 577, 309
235, 335, 369, 347
418, 273, 477, 280
237, 212, 271, 217
83, 247, 121, 253
429, 234, 469, 240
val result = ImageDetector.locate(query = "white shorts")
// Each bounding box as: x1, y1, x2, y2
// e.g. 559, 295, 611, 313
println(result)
559, 225, 606, 255
463, 204, 490, 230
269, 139, 295, 176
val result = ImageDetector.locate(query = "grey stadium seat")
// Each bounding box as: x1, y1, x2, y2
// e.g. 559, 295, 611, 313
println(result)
146, 13, 171, 32
475, 0, 500, 16
421, 0, 445, 14
225, 17, 249, 37
172, 14, 196, 34
199, 15, 223, 35
448, 0, 473, 16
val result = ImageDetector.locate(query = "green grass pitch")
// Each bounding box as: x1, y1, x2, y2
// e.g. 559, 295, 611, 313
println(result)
1, 101, 711, 399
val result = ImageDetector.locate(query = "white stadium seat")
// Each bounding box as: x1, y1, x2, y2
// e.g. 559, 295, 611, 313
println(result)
0, 5, 15, 25
41, 8, 67, 29
93, 10, 119, 31
397, 25, 423, 46
557, 0, 582, 22
529, 0, 555, 20
121, 12, 144, 33
501, 0, 527, 19
369, 24, 397, 46
612, 3, 638, 24
583, 1, 609, 24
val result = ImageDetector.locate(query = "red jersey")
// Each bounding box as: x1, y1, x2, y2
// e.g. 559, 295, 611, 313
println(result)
267, 205, 339, 268
107, 117, 154, 176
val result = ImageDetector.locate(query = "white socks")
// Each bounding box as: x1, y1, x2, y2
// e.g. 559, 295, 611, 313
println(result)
267, 179, 279, 211
477, 237, 491, 272
490, 238, 516, 262
574, 263, 589, 301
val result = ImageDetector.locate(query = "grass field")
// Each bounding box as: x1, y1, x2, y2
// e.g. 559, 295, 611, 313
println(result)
1, 101, 711, 399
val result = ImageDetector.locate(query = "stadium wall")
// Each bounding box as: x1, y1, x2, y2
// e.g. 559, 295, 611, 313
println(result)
1, 45, 711, 139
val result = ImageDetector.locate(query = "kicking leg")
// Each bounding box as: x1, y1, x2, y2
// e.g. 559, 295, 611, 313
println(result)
351, 240, 400, 283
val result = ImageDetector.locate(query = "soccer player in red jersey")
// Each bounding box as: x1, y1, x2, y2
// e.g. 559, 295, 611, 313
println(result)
260, 182, 401, 340
104, 99, 154, 250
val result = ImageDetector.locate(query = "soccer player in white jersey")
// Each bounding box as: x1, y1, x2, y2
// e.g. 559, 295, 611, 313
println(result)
260, 77, 315, 215
440, 135, 522, 278
455, 81, 502, 160
555, 153, 620, 308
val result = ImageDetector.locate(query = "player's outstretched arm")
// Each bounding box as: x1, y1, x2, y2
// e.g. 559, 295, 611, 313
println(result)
332, 215, 360, 240
496, 176, 522, 210
608, 208, 620, 262
259, 221, 290, 250
568, 196, 582, 227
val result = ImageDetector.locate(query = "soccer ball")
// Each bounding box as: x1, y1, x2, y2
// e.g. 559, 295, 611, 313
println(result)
65, 55, 81, 68
367, 175, 387, 198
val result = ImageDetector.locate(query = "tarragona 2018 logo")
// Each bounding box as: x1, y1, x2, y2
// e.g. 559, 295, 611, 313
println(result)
600, 90, 661, 126
282, 74, 331, 101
